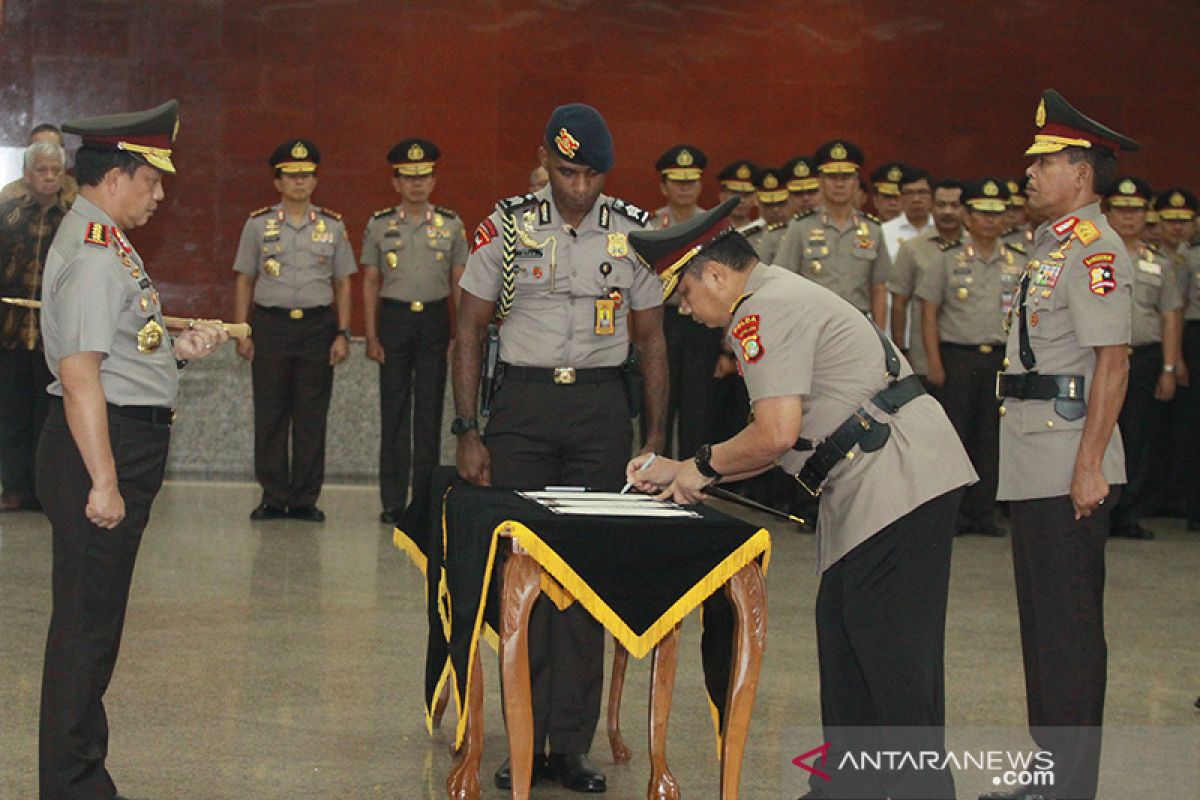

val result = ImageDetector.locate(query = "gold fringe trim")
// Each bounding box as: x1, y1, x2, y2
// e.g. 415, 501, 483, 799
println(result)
540, 573, 575, 611
392, 526, 428, 576
449, 516, 503, 750
424, 658, 452, 735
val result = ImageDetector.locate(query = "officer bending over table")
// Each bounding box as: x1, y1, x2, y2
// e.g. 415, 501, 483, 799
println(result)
625, 196, 977, 800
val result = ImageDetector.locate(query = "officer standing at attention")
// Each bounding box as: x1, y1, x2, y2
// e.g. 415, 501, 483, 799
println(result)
453, 103, 667, 793
37, 100, 229, 799
919, 178, 1026, 537
1104, 176, 1181, 540
626, 197, 975, 800
868, 160, 907, 222
716, 159, 758, 228
1179, 227, 1200, 530
983, 89, 1137, 800
651, 144, 718, 460
745, 167, 791, 265
232, 139, 356, 522
361, 139, 467, 524
775, 140, 892, 325
782, 154, 821, 216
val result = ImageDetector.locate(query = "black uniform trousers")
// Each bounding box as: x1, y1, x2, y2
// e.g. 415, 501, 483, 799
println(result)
0, 347, 52, 500
485, 374, 630, 755
1112, 344, 1164, 532
662, 308, 722, 459
939, 343, 1004, 529
377, 299, 450, 514
1009, 490, 1117, 800
36, 399, 170, 800
251, 305, 336, 509
1179, 321, 1200, 525
812, 487, 962, 800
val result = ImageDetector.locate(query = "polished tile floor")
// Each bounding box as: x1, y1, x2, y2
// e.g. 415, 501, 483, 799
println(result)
1, 482, 1197, 799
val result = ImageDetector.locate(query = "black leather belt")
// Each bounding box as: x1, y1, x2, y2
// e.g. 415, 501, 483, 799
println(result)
942, 342, 1004, 355
995, 372, 1084, 401
108, 402, 174, 426
382, 297, 447, 312
255, 304, 331, 319
793, 374, 926, 497
501, 365, 622, 386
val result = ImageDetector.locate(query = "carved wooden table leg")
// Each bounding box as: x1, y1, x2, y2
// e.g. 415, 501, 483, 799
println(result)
500, 552, 543, 800
432, 679, 452, 729
719, 563, 767, 800
446, 646, 484, 800
607, 638, 633, 763
646, 624, 682, 800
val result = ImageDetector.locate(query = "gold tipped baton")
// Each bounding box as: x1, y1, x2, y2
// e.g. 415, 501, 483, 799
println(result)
2, 297, 251, 341
702, 484, 807, 526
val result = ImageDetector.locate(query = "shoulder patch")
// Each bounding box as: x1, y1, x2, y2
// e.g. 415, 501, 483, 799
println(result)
318, 207, 343, 221
83, 222, 110, 247
1074, 219, 1100, 245
939, 239, 962, 252
731, 313, 765, 363
610, 198, 650, 226
498, 193, 537, 212
248, 206, 272, 218
435, 205, 458, 220
1083, 252, 1117, 296
471, 218, 498, 253
372, 206, 396, 219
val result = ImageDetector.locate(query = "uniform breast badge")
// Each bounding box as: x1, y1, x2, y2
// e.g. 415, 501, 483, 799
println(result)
606, 232, 628, 258
386, 251, 399, 269
265, 256, 282, 277
137, 319, 165, 353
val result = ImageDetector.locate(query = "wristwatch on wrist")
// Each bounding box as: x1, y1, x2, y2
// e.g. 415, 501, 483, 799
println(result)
338, 328, 352, 340
1163, 363, 1177, 374
450, 417, 479, 436
694, 443, 722, 480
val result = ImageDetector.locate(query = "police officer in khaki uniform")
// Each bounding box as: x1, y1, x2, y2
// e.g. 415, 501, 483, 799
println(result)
1003, 177, 1032, 247
627, 197, 976, 800
1168, 197, 1200, 530
869, 160, 907, 222
36, 100, 229, 799
232, 139, 357, 522
716, 159, 758, 228
919, 178, 1026, 536
1156, 187, 1197, 265
362, 139, 467, 524
783, 155, 820, 216
1103, 177, 1181, 540
745, 167, 790, 265
776, 140, 892, 325
651, 144, 719, 460
888, 178, 966, 393
453, 103, 667, 793
985, 90, 1138, 800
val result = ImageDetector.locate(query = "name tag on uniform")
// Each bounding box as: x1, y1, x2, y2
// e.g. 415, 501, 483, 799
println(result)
1137, 259, 1161, 276
594, 297, 615, 335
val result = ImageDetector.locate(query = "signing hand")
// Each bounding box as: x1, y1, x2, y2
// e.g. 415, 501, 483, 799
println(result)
624, 453, 681, 494
656, 458, 715, 505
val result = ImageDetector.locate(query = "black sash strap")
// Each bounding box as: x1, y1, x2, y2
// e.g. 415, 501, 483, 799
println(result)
792, 325, 926, 497
1016, 269, 1037, 370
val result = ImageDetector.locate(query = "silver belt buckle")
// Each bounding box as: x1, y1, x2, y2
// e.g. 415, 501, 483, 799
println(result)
995, 371, 1004, 401
553, 367, 577, 385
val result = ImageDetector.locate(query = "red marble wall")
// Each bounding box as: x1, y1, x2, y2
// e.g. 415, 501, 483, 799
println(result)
2, 0, 1197, 325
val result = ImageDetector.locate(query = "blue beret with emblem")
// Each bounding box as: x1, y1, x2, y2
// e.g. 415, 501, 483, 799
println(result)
544, 103, 613, 173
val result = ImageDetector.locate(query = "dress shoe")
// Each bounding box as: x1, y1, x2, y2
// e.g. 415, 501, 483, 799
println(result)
493, 755, 548, 790
287, 504, 326, 522
1111, 523, 1154, 540
548, 753, 606, 793
249, 502, 287, 520
0, 491, 38, 511
379, 509, 400, 525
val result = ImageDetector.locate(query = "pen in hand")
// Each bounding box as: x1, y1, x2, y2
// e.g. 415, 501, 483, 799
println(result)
620, 452, 658, 495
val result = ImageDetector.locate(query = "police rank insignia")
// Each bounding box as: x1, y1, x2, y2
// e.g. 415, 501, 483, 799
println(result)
1074, 220, 1100, 245
386, 251, 399, 269
137, 319, 165, 353
84, 222, 109, 247
264, 256, 282, 277
732, 314, 764, 363
606, 232, 628, 258
1084, 252, 1117, 295
555, 127, 580, 159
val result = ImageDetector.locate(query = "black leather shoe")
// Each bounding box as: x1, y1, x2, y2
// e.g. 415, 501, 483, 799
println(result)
379, 509, 400, 525
287, 504, 326, 522
249, 502, 287, 520
494, 756, 547, 790
549, 753, 606, 793
1112, 523, 1154, 540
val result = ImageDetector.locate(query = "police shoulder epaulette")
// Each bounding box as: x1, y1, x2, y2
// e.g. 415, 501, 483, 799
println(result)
738, 218, 766, 236
792, 209, 817, 221
862, 212, 882, 224
248, 206, 272, 218
435, 205, 458, 220
1001, 226, 1019, 237
939, 239, 963, 252
1146, 242, 1162, 255
610, 198, 650, 226
730, 291, 755, 315
767, 220, 789, 232
318, 207, 343, 221
372, 206, 396, 219
1004, 241, 1026, 255
497, 193, 537, 212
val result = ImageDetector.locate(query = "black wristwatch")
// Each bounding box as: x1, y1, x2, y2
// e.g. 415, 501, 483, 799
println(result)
338, 328, 353, 340
450, 417, 479, 436
694, 443, 722, 480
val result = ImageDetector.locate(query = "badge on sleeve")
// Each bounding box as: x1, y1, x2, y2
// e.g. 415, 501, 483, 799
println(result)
594, 297, 615, 335
1084, 252, 1117, 296
471, 218, 497, 253
731, 314, 765, 363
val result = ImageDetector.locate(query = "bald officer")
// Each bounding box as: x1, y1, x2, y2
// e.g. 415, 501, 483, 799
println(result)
362, 139, 467, 524
627, 197, 975, 800
37, 101, 228, 800
232, 139, 356, 522
919, 179, 1026, 536
453, 103, 667, 793
775, 140, 892, 325
985, 90, 1138, 800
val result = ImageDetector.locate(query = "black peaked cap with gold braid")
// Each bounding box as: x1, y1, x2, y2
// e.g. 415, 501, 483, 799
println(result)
629, 195, 741, 300
63, 99, 180, 174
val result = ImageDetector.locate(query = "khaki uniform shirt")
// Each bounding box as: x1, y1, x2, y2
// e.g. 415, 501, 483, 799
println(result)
0, 192, 71, 349
41, 195, 178, 407
360, 204, 467, 303
886, 227, 960, 375
232, 203, 357, 308
916, 235, 1026, 345
774, 207, 892, 314
1002, 225, 1035, 255
1179, 244, 1200, 321
997, 203, 1131, 501
1128, 243, 1181, 346
460, 187, 659, 368
753, 221, 788, 266
730, 264, 976, 573
654, 205, 703, 308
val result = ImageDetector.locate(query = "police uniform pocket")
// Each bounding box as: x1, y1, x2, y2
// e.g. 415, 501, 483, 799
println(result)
311, 241, 335, 261
514, 263, 549, 288
1018, 401, 1087, 433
